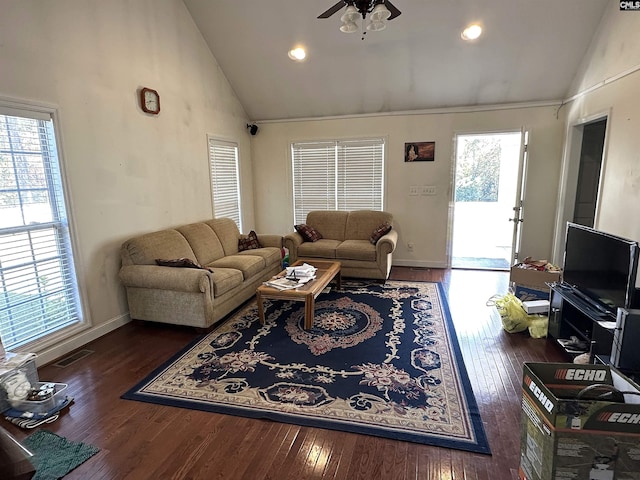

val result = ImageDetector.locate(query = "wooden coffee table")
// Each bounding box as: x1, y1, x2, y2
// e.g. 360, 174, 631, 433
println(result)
256, 260, 341, 329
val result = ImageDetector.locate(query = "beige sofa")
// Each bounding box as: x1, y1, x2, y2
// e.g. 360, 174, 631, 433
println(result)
119, 218, 283, 328
284, 210, 397, 280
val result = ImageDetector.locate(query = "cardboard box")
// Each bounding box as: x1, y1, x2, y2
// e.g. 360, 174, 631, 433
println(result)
510, 265, 561, 302
513, 285, 549, 302
518, 362, 640, 480
510, 264, 561, 290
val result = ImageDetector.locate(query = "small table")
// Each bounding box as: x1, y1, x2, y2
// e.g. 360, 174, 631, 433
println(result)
256, 260, 341, 330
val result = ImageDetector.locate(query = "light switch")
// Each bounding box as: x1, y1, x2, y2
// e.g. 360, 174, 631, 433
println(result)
421, 186, 437, 196
409, 186, 419, 196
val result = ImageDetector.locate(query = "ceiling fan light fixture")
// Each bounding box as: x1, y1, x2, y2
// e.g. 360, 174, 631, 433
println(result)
340, 20, 359, 33
366, 20, 387, 32
340, 5, 360, 23
318, 0, 401, 37
370, 3, 391, 21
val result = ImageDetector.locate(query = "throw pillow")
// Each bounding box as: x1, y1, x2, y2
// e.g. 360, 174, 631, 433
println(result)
238, 230, 262, 251
295, 224, 323, 242
155, 258, 213, 272
370, 222, 392, 244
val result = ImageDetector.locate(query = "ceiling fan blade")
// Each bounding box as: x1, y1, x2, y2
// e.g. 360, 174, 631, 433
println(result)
318, 1, 347, 19
384, 0, 401, 20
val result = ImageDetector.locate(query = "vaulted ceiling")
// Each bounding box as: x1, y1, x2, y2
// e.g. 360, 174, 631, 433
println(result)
183, 0, 609, 121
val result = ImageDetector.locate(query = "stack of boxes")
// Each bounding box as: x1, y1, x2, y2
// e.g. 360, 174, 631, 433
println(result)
510, 259, 561, 302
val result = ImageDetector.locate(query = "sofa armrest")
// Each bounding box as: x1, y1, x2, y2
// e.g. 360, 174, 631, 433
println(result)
283, 233, 304, 262
376, 229, 398, 256
119, 265, 212, 293
257, 234, 283, 249
283, 233, 303, 249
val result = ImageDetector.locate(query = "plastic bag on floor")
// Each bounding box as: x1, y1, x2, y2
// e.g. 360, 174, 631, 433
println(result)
488, 293, 548, 337
527, 316, 548, 339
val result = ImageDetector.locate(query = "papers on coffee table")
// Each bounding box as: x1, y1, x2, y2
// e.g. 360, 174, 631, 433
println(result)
263, 263, 318, 290
263, 277, 303, 290
285, 263, 317, 282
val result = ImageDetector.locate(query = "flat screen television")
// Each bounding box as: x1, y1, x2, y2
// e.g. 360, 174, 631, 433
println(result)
562, 222, 640, 314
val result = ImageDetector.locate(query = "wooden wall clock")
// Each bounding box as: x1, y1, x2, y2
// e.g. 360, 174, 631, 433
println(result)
140, 87, 160, 115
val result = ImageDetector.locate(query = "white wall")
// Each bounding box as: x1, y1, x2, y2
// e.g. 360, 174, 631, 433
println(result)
0, 0, 253, 363
251, 105, 566, 267
559, 9, 640, 246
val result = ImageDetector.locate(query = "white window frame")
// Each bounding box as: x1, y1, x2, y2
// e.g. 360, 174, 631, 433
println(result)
208, 137, 242, 231
0, 99, 87, 352
291, 137, 385, 225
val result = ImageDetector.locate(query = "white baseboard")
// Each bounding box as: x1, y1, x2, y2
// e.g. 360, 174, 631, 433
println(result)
392, 259, 448, 269
36, 313, 131, 366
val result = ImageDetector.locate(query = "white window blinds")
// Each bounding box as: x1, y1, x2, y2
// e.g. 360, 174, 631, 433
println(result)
337, 139, 384, 211
0, 112, 82, 350
208, 138, 242, 231
292, 141, 337, 224
291, 138, 384, 225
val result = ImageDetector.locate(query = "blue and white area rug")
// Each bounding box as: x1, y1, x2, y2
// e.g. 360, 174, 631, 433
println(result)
122, 281, 490, 454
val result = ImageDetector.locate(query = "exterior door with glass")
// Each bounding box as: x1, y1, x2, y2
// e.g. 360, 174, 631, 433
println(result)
450, 131, 527, 270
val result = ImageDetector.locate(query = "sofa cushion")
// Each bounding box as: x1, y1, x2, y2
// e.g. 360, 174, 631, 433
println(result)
298, 239, 341, 259
238, 230, 262, 251
306, 210, 348, 241
209, 254, 266, 280
122, 229, 196, 266
336, 240, 377, 262
177, 222, 225, 265
369, 222, 392, 244
295, 224, 323, 242
209, 268, 244, 296
155, 257, 213, 272
345, 210, 394, 241
238, 247, 282, 267
206, 218, 241, 256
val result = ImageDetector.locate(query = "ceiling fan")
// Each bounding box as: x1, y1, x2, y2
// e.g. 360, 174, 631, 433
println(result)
318, 1, 401, 33
318, 0, 401, 21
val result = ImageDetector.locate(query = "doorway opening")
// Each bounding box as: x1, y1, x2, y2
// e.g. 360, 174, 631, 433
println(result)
552, 115, 608, 263
451, 131, 524, 270
572, 119, 606, 227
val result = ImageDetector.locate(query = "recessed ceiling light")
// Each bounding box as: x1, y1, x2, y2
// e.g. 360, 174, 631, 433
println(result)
461, 24, 482, 41
288, 47, 306, 61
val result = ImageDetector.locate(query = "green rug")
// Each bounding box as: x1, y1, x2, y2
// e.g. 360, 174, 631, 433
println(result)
21, 430, 99, 480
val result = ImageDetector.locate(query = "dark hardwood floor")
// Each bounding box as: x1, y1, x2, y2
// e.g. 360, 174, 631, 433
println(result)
5, 267, 566, 479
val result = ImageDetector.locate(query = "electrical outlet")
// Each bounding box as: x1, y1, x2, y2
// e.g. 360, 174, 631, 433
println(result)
421, 185, 437, 196
409, 186, 419, 196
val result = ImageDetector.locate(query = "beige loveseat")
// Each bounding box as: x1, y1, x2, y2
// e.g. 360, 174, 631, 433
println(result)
284, 210, 397, 280
119, 218, 283, 328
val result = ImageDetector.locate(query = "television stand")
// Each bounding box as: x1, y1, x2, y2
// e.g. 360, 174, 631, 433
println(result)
548, 283, 615, 361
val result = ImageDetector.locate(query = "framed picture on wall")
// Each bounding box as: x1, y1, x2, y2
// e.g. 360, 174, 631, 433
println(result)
405, 142, 435, 162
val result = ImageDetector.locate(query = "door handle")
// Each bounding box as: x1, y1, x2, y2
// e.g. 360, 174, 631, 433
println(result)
508, 218, 523, 223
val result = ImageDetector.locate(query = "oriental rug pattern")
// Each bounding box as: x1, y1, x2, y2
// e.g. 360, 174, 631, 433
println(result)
122, 281, 490, 454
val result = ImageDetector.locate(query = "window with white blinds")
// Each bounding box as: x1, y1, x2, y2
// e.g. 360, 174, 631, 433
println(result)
208, 138, 242, 230
0, 111, 82, 350
291, 138, 384, 225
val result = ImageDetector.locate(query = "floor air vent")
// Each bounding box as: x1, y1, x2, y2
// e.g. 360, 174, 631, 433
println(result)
53, 349, 95, 368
